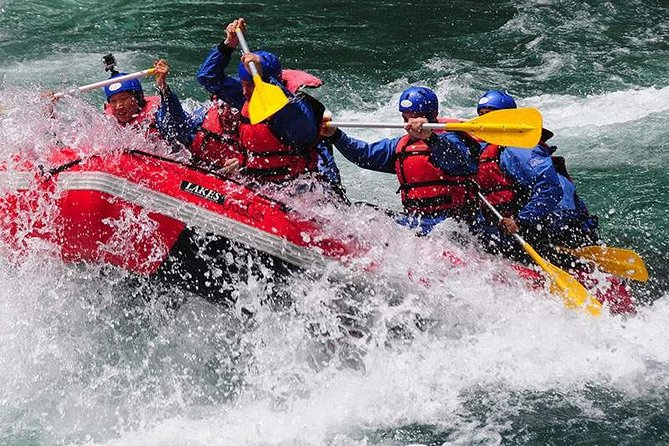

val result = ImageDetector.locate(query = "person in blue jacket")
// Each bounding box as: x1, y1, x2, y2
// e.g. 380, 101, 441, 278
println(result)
103, 58, 195, 150
321, 86, 480, 235
548, 167, 600, 248
195, 18, 342, 188
474, 89, 599, 262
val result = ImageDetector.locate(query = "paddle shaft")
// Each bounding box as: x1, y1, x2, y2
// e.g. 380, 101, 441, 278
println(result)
477, 192, 526, 247
235, 28, 261, 78
477, 193, 558, 279
328, 121, 445, 130
53, 68, 155, 99
326, 109, 542, 148
327, 119, 535, 132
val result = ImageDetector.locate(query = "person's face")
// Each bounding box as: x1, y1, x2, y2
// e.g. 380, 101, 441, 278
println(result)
242, 80, 254, 100
108, 91, 140, 124
477, 107, 495, 116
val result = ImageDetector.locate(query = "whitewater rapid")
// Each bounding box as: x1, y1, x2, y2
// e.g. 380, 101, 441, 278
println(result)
0, 80, 667, 446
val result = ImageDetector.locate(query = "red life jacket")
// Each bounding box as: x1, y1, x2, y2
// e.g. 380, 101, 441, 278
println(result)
394, 123, 477, 216
475, 143, 520, 217
104, 95, 161, 136
238, 101, 318, 183
190, 99, 244, 169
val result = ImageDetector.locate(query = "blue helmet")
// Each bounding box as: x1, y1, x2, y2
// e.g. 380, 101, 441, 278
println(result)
103, 73, 144, 101
238, 51, 282, 82
476, 90, 517, 113
398, 86, 439, 118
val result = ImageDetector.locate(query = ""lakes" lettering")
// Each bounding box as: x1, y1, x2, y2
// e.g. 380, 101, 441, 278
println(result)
181, 180, 226, 205
180, 180, 265, 222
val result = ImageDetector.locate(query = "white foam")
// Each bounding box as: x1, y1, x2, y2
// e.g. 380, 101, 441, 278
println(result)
524, 86, 669, 129
0, 51, 145, 90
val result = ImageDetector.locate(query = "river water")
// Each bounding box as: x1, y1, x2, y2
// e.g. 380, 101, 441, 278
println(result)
0, 1, 668, 444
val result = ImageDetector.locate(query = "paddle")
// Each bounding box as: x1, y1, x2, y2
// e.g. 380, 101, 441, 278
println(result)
235, 28, 289, 125
478, 192, 602, 316
557, 245, 648, 282
53, 68, 156, 99
327, 108, 543, 148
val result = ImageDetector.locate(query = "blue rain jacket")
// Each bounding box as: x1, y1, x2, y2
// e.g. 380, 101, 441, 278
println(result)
494, 144, 563, 225
549, 174, 599, 235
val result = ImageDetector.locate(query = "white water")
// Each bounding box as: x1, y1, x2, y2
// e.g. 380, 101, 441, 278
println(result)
2, 238, 667, 445
0, 84, 667, 445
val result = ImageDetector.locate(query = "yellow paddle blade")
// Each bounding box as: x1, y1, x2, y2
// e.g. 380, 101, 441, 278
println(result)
445, 108, 543, 148
544, 263, 603, 316
521, 240, 602, 316
560, 246, 649, 282
247, 74, 289, 124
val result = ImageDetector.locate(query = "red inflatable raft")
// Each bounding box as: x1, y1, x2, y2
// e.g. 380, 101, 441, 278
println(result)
0, 148, 635, 313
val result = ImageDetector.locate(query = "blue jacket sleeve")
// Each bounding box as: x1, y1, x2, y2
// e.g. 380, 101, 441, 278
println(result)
428, 132, 478, 175
500, 146, 563, 224
155, 88, 196, 148
329, 129, 399, 174
196, 45, 245, 110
